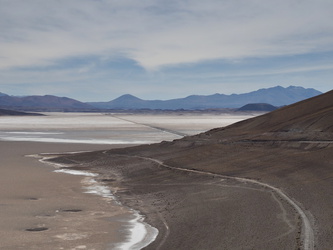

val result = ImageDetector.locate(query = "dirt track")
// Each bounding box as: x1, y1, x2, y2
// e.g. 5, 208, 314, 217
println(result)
134, 155, 314, 250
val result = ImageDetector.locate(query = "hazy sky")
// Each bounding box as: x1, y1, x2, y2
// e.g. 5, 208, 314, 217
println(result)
0, 0, 332, 101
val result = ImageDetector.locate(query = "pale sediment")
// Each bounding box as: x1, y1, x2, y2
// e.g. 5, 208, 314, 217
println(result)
0, 141, 148, 250
39, 154, 160, 250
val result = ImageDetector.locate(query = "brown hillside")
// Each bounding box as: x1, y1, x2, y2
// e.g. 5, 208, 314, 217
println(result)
201, 90, 333, 141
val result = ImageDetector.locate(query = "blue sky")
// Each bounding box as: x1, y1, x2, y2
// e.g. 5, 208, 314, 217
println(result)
0, 0, 332, 101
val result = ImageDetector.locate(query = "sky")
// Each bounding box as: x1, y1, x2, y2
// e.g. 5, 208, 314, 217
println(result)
0, 0, 332, 102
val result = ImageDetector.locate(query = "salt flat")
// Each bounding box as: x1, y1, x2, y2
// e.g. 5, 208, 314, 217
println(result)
0, 112, 256, 144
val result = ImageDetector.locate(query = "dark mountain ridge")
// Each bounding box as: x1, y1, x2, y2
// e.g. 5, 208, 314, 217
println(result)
0, 85, 322, 111
237, 103, 277, 112
0, 94, 95, 111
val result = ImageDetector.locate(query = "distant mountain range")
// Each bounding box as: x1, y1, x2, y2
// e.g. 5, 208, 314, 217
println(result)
0, 95, 94, 111
0, 86, 323, 111
88, 86, 322, 110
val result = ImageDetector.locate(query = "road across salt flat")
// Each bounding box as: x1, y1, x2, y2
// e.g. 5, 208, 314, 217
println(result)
108, 114, 189, 137
107, 113, 255, 137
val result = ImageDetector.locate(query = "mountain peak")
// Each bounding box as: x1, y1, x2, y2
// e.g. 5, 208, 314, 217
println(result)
115, 94, 142, 101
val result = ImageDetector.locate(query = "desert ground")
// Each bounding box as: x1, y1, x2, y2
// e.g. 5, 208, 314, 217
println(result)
0, 112, 256, 249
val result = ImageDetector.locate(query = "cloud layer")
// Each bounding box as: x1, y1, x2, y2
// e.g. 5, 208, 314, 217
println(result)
0, 0, 332, 100
1, 0, 332, 70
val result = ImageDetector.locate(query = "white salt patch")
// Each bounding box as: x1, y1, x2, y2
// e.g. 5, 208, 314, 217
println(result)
39, 150, 91, 155
6, 131, 63, 135
82, 178, 115, 199
114, 211, 159, 250
0, 135, 151, 144
54, 169, 98, 177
